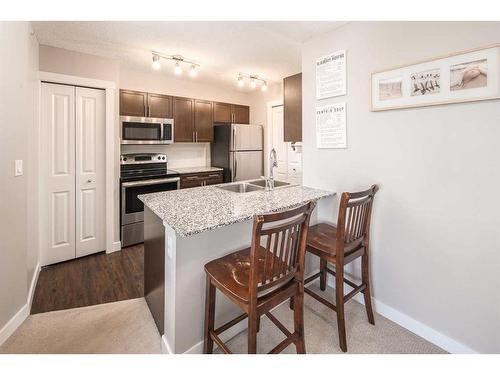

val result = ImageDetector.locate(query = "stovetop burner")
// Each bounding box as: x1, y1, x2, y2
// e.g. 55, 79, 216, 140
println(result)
120, 153, 179, 182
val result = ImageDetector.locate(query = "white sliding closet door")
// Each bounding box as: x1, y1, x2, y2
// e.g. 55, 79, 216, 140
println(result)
40, 83, 106, 265
40, 83, 76, 265
75, 87, 105, 258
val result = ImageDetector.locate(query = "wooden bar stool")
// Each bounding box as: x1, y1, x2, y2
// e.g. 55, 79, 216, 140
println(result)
301, 185, 378, 352
203, 201, 316, 354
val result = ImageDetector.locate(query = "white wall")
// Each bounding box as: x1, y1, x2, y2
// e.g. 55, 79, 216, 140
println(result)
0, 22, 39, 338
248, 82, 283, 175
302, 21, 500, 353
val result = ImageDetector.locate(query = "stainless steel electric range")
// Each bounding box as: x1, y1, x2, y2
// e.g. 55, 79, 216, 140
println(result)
120, 153, 180, 247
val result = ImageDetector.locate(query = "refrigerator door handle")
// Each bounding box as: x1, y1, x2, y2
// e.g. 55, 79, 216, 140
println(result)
234, 157, 237, 181
232, 126, 236, 151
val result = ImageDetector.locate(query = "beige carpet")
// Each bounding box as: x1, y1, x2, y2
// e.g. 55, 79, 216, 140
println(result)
219, 284, 447, 354
1, 286, 446, 354
0, 298, 161, 354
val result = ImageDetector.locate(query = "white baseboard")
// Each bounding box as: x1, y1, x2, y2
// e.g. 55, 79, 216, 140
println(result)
27, 262, 41, 309
106, 241, 122, 254
0, 262, 40, 346
0, 304, 29, 346
323, 274, 477, 354
161, 334, 173, 354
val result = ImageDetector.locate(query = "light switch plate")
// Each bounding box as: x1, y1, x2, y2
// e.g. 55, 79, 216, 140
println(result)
15, 160, 23, 176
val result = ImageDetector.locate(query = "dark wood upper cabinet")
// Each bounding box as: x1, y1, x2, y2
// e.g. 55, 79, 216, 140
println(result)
120, 90, 147, 117
147, 93, 172, 119
283, 73, 302, 142
213, 102, 250, 124
194, 99, 213, 142
173, 97, 195, 142
213, 102, 232, 123
120, 89, 251, 142
232, 104, 250, 124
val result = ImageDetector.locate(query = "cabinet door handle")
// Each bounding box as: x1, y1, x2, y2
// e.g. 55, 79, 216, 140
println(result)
144, 105, 147, 117
196, 131, 198, 142
148, 105, 151, 117
192, 131, 195, 142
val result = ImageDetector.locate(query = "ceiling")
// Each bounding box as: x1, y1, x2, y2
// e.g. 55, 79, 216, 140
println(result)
32, 21, 346, 89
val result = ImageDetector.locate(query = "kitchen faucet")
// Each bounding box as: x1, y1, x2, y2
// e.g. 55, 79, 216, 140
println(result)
265, 148, 278, 191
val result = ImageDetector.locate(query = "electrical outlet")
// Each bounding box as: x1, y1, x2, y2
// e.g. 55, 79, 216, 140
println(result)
15, 160, 23, 176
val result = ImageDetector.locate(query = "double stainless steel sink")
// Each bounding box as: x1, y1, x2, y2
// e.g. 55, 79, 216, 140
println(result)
216, 178, 292, 193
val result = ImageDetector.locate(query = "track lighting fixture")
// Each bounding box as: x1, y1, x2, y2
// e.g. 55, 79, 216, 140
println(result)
236, 73, 268, 93
151, 52, 200, 78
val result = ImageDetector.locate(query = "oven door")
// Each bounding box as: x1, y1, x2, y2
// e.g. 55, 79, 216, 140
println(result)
121, 116, 173, 144
121, 177, 180, 225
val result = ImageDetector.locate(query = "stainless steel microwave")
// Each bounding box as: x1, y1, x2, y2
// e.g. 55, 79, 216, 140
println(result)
120, 116, 174, 144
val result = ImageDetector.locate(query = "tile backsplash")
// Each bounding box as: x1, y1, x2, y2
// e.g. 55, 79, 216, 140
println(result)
121, 143, 210, 168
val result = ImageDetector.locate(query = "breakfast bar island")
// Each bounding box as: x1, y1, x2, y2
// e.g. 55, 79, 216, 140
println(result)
139, 180, 335, 354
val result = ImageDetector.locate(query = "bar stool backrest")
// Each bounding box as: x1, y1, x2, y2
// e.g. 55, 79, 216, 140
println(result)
336, 185, 379, 261
249, 201, 316, 298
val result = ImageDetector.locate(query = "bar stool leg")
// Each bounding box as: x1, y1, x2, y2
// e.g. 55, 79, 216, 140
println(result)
335, 267, 347, 352
362, 253, 375, 325
293, 288, 306, 354
247, 312, 258, 354
319, 259, 327, 291
203, 275, 216, 354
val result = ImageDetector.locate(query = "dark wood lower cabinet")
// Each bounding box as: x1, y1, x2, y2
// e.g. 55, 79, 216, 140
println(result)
180, 171, 223, 189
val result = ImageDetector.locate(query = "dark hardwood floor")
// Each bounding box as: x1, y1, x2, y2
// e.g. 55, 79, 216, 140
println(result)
31, 244, 144, 314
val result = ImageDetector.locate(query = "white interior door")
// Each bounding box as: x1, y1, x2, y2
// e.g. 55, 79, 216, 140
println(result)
40, 83, 76, 265
271, 105, 288, 180
75, 87, 106, 258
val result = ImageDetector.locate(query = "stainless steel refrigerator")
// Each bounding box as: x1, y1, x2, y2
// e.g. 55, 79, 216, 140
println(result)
211, 123, 263, 182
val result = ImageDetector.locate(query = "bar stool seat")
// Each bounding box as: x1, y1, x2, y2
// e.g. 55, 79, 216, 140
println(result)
205, 246, 277, 303
307, 223, 366, 264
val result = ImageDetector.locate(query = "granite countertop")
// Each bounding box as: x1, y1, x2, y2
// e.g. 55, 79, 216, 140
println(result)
170, 166, 223, 174
139, 183, 335, 237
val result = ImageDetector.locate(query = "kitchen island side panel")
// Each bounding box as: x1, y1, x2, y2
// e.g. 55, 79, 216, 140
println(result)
144, 206, 165, 335
172, 220, 255, 353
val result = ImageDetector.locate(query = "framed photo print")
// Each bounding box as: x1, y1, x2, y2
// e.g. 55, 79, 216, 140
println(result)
370, 44, 500, 111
